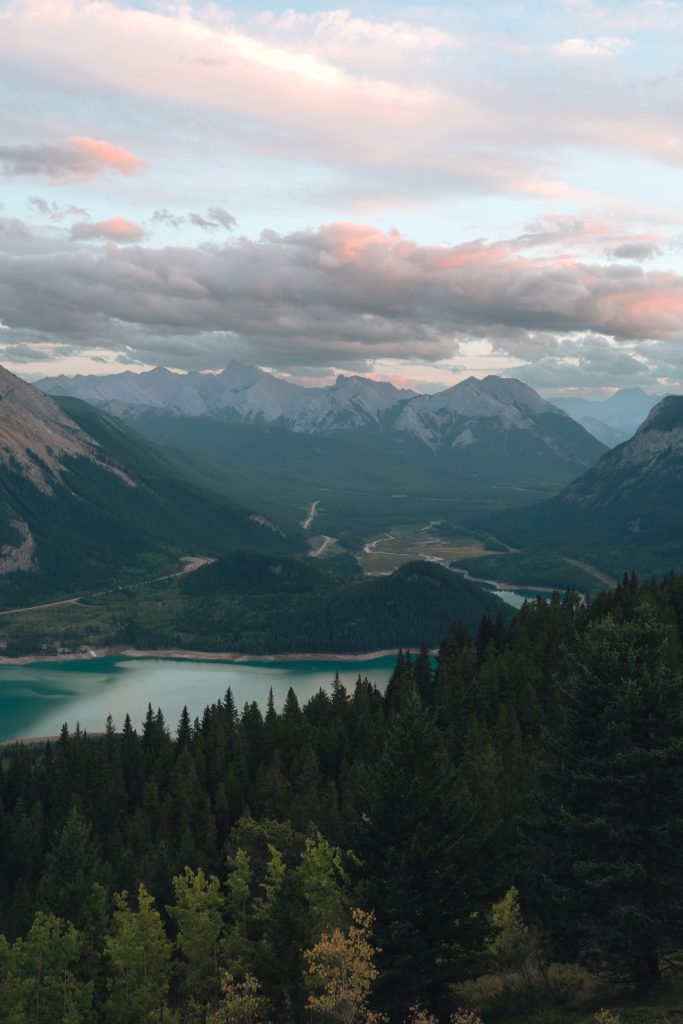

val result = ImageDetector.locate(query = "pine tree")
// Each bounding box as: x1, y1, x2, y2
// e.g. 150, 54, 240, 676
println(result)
169, 867, 225, 1012
540, 607, 683, 987
105, 885, 172, 1023
357, 689, 494, 1017
37, 807, 101, 929
0, 912, 93, 1023
297, 834, 349, 943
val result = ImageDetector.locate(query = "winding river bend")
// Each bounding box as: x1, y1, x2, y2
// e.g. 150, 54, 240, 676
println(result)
0, 654, 397, 744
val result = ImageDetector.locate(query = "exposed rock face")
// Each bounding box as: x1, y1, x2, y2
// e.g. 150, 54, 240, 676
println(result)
0, 365, 134, 493
392, 375, 552, 449
0, 520, 38, 575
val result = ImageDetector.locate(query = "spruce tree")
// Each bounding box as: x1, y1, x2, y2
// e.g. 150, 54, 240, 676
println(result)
356, 689, 493, 1017
540, 607, 683, 987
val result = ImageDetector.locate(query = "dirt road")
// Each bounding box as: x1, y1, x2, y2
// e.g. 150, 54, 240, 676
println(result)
0, 556, 215, 618
301, 500, 319, 530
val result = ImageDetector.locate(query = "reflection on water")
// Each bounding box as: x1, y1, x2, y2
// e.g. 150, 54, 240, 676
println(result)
479, 582, 557, 610
0, 655, 397, 744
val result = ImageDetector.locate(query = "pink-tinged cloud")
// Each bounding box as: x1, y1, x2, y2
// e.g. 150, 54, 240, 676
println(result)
67, 137, 146, 178
0, 137, 146, 183
4, 221, 683, 385
70, 217, 145, 243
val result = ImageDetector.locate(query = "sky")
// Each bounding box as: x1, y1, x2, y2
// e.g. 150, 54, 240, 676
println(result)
2, 0, 683, 395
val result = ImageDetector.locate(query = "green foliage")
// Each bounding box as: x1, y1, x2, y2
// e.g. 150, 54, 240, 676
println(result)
538, 607, 683, 987
0, 912, 93, 1024
1, 577, 683, 1022
168, 867, 225, 1010
105, 886, 172, 1023
0, 554, 509, 657
37, 808, 102, 930
209, 972, 270, 1024
357, 689, 496, 1016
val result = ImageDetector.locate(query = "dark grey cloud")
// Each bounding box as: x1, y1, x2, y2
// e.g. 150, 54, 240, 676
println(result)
1, 223, 683, 380
610, 242, 660, 261
27, 196, 90, 222
0, 342, 79, 362
207, 207, 237, 230
152, 208, 237, 233
0, 143, 91, 177
152, 209, 186, 229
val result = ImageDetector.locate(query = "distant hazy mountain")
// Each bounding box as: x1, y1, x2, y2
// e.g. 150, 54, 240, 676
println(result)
0, 366, 298, 608
550, 387, 662, 446
495, 395, 683, 577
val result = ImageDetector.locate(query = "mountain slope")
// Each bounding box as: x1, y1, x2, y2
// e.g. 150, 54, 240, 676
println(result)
388, 375, 605, 484
493, 395, 683, 577
0, 368, 300, 609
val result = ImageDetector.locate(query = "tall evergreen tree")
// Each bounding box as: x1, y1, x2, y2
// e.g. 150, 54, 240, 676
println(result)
356, 689, 494, 1017
539, 607, 683, 987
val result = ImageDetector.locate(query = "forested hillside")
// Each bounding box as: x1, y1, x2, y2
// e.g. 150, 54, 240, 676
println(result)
0, 382, 303, 611
0, 557, 509, 657
2, 574, 683, 1022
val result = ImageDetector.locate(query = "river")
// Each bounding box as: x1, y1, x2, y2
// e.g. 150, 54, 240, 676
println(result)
0, 654, 397, 744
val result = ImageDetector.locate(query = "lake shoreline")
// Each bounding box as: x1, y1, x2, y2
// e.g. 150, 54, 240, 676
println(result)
0, 645, 406, 667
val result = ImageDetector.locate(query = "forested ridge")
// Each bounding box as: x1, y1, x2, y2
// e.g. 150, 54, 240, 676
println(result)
2, 574, 683, 1023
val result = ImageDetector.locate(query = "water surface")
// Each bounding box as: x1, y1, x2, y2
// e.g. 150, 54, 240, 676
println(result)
0, 655, 396, 743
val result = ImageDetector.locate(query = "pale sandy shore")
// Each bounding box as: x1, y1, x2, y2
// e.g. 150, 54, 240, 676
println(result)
0, 645, 404, 667
1, 733, 105, 747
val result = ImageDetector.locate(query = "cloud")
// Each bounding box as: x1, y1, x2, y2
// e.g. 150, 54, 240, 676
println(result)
0, 342, 71, 362
152, 209, 186, 230
2, 220, 683, 385
611, 242, 661, 261
27, 196, 90, 222
552, 36, 630, 57
3, 0, 680, 209
153, 208, 237, 232
70, 217, 145, 243
0, 137, 146, 183
0, 218, 31, 241
207, 208, 237, 231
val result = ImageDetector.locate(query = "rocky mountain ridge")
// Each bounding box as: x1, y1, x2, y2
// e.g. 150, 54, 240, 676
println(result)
37, 362, 604, 467
0, 365, 132, 495
494, 394, 683, 577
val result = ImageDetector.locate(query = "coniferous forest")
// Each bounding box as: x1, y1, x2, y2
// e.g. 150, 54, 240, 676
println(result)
2, 574, 683, 1023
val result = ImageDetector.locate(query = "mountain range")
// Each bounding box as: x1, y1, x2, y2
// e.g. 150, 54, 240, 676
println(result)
493, 395, 683, 578
38, 363, 606, 490
38, 362, 416, 435
0, 363, 514, 647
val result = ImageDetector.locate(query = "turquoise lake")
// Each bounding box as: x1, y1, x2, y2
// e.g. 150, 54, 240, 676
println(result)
0, 655, 397, 744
